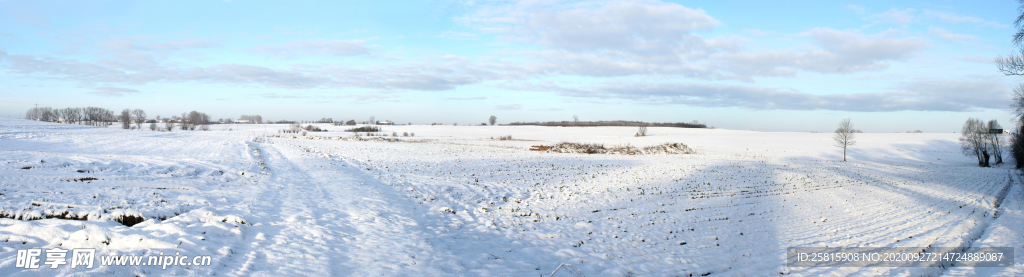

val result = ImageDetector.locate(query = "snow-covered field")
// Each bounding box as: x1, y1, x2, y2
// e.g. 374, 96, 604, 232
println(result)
0, 118, 1021, 276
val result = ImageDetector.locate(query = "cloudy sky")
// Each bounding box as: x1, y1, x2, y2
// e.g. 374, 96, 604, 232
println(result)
0, 0, 1020, 132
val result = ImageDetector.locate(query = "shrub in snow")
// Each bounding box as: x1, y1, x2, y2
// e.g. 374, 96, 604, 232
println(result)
636, 124, 648, 137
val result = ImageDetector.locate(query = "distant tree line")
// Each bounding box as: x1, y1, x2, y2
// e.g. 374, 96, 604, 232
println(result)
508, 120, 707, 128
239, 115, 263, 124
25, 107, 116, 126
333, 120, 358, 126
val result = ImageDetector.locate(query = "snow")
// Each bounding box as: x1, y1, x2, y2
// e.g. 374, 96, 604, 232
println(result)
0, 118, 1020, 276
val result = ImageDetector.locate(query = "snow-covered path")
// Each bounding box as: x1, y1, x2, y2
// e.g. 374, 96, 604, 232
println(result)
227, 140, 447, 276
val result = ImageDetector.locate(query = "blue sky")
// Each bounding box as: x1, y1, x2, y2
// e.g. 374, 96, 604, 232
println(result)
0, 0, 1020, 132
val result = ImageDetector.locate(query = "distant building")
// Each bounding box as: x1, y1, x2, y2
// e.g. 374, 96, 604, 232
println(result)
234, 119, 250, 124
379, 120, 393, 125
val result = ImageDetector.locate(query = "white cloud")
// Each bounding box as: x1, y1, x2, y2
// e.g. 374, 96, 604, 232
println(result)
845, 4, 865, 14
864, 8, 915, 25
959, 56, 993, 63
719, 28, 927, 76
86, 87, 139, 97
249, 39, 373, 58
924, 10, 1008, 28
445, 96, 486, 100
3, 51, 333, 89
258, 93, 309, 99
456, 2, 923, 80
925, 10, 983, 24
539, 79, 1009, 112
455, 1, 749, 79
91, 37, 219, 71
514, 1, 719, 54
928, 27, 979, 42
461, 0, 724, 58
495, 104, 521, 110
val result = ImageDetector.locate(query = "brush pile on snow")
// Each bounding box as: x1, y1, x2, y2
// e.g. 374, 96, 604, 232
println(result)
542, 142, 694, 155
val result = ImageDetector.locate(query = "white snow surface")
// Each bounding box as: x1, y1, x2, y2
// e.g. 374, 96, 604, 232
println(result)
0, 119, 1021, 276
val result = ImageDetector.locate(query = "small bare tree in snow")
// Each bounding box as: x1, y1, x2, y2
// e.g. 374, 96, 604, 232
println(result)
131, 109, 146, 130
120, 109, 131, 129
960, 118, 991, 167
635, 124, 648, 137
833, 118, 857, 162
489, 115, 497, 126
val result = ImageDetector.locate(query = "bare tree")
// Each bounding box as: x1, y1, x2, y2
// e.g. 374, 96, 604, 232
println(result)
118, 109, 131, 129
833, 118, 857, 162
131, 109, 146, 130
489, 115, 497, 126
25, 107, 54, 121
573, 115, 579, 125
65, 107, 82, 124
988, 120, 1005, 165
177, 111, 209, 131
369, 116, 375, 125
1002, 3, 1024, 168
1013, 124, 1024, 169
1010, 80, 1024, 169
961, 118, 991, 167
55, 108, 67, 123
997, 0, 1024, 76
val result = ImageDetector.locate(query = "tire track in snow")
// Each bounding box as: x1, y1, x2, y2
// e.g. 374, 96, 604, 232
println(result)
227, 141, 349, 276
228, 140, 444, 276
